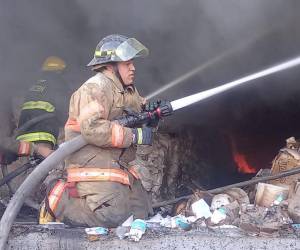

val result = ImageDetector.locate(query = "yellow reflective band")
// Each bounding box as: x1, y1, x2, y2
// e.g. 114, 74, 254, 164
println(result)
95, 51, 101, 56
16, 132, 56, 145
48, 63, 59, 67
22, 101, 55, 112
94, 50, 114, 57
137, 128, 143, 144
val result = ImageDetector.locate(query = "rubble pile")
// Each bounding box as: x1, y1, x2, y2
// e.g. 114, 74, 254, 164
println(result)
80, 180, 300, 242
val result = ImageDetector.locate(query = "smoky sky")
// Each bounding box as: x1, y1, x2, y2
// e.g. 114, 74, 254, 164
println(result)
1, 0, 300, 134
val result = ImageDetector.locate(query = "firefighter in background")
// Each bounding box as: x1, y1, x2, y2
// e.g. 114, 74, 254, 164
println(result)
0, 56, 70, 199
41, 35, 154, 227
16, 56, 69, 154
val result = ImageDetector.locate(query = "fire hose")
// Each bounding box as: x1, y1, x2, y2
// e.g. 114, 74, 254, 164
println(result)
0, 162, 33, 188
0, 156, 43, 188
1, 56, 300, 249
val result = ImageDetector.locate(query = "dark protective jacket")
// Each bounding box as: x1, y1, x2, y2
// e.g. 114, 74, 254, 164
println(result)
16, 72, 69, 146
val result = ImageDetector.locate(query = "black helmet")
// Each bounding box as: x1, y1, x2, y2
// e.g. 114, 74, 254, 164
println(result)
87, 34, 149, 67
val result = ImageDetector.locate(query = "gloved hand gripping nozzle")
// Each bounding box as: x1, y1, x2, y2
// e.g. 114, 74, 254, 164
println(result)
115, 100, 173, 128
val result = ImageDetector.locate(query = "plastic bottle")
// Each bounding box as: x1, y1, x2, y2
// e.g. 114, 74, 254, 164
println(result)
127, 219, 147, 242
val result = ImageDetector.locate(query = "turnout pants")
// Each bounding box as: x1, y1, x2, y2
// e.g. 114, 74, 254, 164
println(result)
49, 173, 153, 228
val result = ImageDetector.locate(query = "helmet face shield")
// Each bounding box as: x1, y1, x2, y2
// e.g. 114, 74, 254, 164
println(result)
87, 35, 149, 67
115, 38, 149, 61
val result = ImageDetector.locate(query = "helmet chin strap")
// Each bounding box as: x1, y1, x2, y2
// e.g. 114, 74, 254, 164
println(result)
112, 62, 135, 91
112, 63, 125, 86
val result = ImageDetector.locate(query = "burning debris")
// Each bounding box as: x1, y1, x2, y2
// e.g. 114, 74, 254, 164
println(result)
230, 136, 257, 174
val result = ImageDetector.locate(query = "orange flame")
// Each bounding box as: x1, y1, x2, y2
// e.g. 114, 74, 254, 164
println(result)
230, 136, 257, 174
233, 153, 256, 174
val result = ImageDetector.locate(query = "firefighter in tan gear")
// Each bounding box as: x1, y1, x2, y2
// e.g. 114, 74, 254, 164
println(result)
42, 35, 153, 227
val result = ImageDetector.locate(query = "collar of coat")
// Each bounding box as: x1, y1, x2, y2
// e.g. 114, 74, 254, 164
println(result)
100, 72, 135, 94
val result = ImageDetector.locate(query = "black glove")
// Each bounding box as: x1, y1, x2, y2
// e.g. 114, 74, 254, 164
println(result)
143, 100, 160, 112
143, 100, 173, 117
132, 127, 153, 145
29, 153, 45, 166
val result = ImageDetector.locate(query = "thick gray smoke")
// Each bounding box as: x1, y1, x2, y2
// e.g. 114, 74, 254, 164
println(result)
1, 0, 300, 134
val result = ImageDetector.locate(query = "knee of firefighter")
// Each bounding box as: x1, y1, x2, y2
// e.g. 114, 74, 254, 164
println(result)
86, 191, 131, 226
85, 191, 129, 212
54, 194, 92, 227
130, 180, 153, 218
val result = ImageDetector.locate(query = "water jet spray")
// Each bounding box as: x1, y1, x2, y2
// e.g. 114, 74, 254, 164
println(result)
170, 55, 300, 111
146, 29, 277, 100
